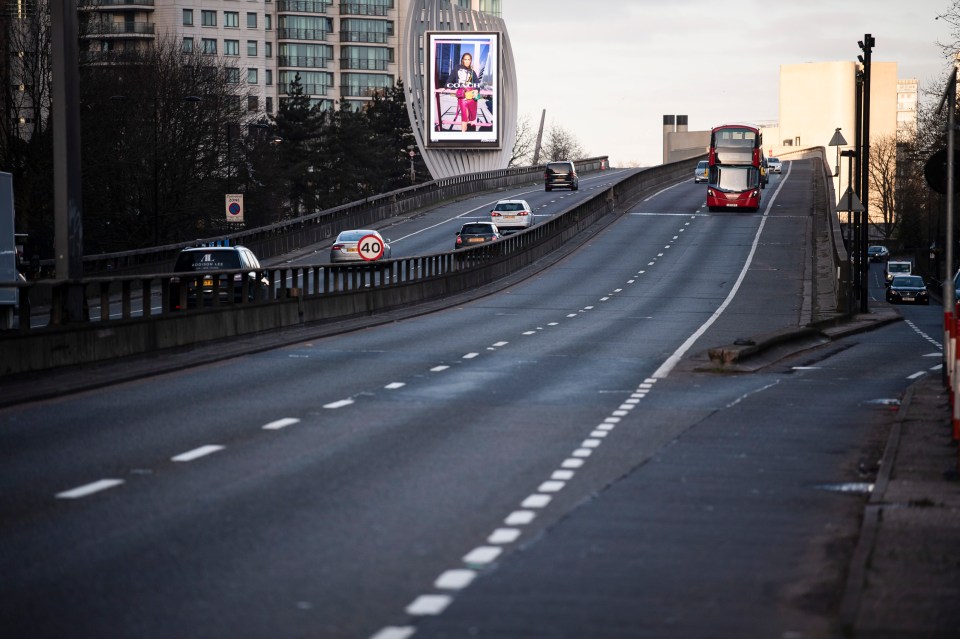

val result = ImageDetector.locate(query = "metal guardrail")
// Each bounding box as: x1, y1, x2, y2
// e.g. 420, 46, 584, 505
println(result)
2, 157, 692, 376
73, 157, 607, 277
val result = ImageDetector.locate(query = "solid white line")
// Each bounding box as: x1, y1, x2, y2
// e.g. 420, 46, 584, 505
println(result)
651, 163, 793, 380
323, 399, 355, 409
263, 418, 300, 430
385, 382, 406, 390
172, 445, 224, 462
435, 569, 477, 590
56, 478, 124, 499
642, 181, 686, 201
406, 594, 452, 616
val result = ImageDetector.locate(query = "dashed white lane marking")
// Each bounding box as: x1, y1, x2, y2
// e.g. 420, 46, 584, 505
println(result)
324, 398, 355, 409
562, 458, 585, 468
522, 330, 536, 335
566, 313, 578, 318
538, 480, 565, 492
405, 594, 452, 616
522, 494, 552, 508
488, 528, 522, 544
430, 365, 450, 372
463, 546, 502, 565
505, 510, 536, 525
908, 371, 926, 380
552, 469, 575, 480
56, 479, 124, 499
370, 628, 415, 639
463, 352, 479, 359
584, 305, 594, 310
262, 418, 300, 430
435, 569, 477, 590
493, 341, 509, 347
171, 445, 224, 462
385, 382, 406, 390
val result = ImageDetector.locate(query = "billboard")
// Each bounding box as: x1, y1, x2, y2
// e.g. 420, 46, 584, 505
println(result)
425, 31, 500, 149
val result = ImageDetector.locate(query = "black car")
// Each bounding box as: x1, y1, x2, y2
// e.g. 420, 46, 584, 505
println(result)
886, 275, 929, 305
867, 245, 890, 262
544, 160, 579, 191
169, 245, 268, 310
455, 222, 501, 249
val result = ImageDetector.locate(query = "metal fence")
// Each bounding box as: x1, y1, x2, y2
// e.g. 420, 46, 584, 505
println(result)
1, 157, 695, 376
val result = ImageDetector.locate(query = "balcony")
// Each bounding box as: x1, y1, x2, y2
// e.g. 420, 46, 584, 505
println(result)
80, 0, 155, 8
339, 3, 392, 16
339, 30, 389, 44
277, 55, 330, 69
276, 28, 328, 41
340, 57, 390, 71
276, 0, 328, 12
280, 83, 329, 96
340, 85, 388, 98
84, 21, 155, 37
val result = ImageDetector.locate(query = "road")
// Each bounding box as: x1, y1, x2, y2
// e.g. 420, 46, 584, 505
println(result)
0, 160, 940, 638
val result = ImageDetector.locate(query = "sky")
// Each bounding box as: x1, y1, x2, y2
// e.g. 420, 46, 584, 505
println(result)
502, 0, 957, 167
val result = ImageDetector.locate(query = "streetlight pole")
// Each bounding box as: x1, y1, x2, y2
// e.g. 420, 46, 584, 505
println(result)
858, 34, 875, 313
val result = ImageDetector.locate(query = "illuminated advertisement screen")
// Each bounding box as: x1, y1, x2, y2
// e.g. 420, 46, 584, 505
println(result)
425, 31, 500, 149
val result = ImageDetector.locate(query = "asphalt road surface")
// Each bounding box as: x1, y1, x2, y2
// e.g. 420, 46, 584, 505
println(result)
1, 161, 937, 638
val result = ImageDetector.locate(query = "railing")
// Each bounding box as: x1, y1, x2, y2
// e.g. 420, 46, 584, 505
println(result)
1, 157, 705, 376
340, 57, 391, 71
85, 21, 156, 36
339, 30, 390, 43
277, 28, 329, 41
278, 83, 330, 95
276, 0, 328, 12
81, 0, 155, 7
339, 3, 392, 16
277, 55, 330, 68
340, 85, 390, 97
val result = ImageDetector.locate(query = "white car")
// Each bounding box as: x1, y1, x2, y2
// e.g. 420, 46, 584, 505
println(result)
767, 157, 782, 173
489, 199, 534, 232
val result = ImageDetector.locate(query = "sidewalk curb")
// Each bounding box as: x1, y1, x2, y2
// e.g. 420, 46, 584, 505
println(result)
837, 379, 914, 634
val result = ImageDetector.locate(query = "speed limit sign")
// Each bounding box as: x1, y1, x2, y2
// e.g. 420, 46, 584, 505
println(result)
357, 234, 385, 261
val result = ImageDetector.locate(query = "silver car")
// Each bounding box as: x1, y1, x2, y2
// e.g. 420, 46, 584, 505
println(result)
767, 157, 782, 173
490, 199, 534, 232
330, 229, 392, 263
694, 160, 709, 183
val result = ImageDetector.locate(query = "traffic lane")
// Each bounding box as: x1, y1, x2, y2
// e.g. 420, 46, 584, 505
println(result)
0, 179, 752, 636
412, 313, 932, 638
276, 169, 638, 267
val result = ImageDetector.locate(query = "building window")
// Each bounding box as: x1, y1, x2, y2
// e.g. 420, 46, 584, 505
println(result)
265, 14, 272, 30
247, 12, 258, 28
224, 40, 240, 56
201, 10, 216, 27
201, 38, 217, 54
182, 9, 193, 26
247, 96, 259, 112
182, 37, 194, 54
248, 68, 258, 84
265, 69, 273, 86
225, 67, 240, 84
247, 40, 258, 56
224, 11, 239, 28
266, 96, 273, 114
265, 42, 273, 58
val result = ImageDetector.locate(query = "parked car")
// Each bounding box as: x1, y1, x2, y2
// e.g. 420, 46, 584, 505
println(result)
767, 157, 782, 173
455, 222, 501, 249
886, 275, 929, 305
694, 160, 709, 184
867, 245, 890, 262
169, 245, 268, 311
884, 260, 912, 286
330, 229, 392, 263
544, 160, 579, 191
490, 199, 534, 232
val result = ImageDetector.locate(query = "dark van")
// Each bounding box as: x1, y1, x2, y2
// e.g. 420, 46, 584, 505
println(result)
544, 161, 579, 192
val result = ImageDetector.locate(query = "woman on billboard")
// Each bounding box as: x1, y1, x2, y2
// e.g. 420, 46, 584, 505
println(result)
446, 52, 480, 133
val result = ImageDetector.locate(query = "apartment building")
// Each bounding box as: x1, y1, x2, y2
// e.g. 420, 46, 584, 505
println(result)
76, 0, 500, 120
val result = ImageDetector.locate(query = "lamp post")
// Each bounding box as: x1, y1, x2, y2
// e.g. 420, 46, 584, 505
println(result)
858, 34, 875, 313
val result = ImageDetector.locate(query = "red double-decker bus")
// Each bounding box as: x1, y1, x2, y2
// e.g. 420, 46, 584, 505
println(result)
706, 124, 762, 212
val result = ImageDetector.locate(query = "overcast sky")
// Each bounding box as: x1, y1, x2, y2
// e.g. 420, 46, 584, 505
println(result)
502, 0, 956, 166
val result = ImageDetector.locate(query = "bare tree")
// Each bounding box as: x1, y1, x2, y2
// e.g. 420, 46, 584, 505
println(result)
868, 134, 898, 240
542, 124, 587, 162
508, 113, 535, 167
